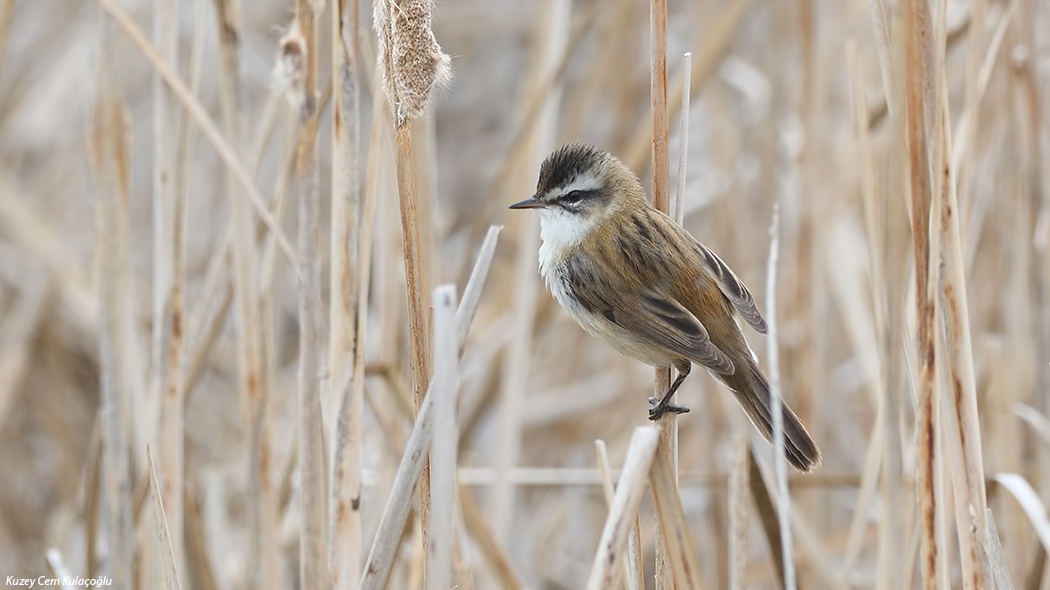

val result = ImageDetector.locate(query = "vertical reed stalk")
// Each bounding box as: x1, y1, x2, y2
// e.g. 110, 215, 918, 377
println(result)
214, 1, 279, 587
766, 202, 795, 590
903, 0, 947, 585
89, 15, 133, 584
329, 0, 364, 587
374, 0, 451, 568
649, 0, 675, 586
361, 233, 500, 590
291, 0, 327, 587
427, 285, 459, 590
152, 0, 182, 582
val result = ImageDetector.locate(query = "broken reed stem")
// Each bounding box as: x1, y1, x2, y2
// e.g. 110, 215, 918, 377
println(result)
361, 229, 500, 590
595, 440, 639, 590
292, 1, 327, 588
587, 427, 661, 590
427, 285, 459, 590
329, 0, 365, 588
649, 446, 704, 589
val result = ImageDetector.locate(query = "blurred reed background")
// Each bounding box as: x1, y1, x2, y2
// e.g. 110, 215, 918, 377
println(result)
0, 0, 1047, 588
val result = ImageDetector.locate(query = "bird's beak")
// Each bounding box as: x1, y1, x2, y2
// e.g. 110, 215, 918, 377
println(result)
508, 195, 546, 210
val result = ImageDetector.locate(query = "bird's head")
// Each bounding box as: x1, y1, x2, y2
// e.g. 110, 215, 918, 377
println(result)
509, 144, 645, 246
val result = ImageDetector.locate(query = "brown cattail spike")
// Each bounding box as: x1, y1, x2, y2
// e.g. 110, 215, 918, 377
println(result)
373, 0, 451, 127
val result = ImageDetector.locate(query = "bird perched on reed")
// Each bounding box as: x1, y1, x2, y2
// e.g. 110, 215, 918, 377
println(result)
510, 143, 820, 472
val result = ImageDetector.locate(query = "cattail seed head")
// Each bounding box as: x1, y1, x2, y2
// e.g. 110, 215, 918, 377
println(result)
373, 0, 452, 128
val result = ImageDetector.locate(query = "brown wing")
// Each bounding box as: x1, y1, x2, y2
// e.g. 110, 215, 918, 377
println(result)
609, 291, 735, 374
692, 241, 768, 334
565, 249, 735, 374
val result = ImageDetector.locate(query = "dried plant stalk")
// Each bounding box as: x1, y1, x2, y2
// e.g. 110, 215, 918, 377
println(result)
649, 0, 676, 586
587, 427, 660, 590
148, 446, 184, 590
373, 0, 451, 567
289, 1, 327, 587
765, 202, 795, 590
903, 0, 948, 585
649, 445, 704, 589
625, 0, 755, 172
150, 1, 184, 580
213, 3, 280, 588
728, 436, 748, 590
427, 285, 459, 590
595, 440, 639, 590
89, 17, 133, 585
329, 0, 365, 587
97, 0, 299, 271
361, 229, 500, 590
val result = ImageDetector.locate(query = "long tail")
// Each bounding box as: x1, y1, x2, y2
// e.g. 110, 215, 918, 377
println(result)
716, 359, 821, 472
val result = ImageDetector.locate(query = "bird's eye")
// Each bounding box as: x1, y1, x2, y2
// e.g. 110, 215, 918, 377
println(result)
562, 190, 584, 205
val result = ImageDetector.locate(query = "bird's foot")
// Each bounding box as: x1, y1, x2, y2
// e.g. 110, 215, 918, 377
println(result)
648, 397, 690, 421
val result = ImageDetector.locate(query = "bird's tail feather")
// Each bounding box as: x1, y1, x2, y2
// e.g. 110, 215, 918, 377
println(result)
717, 360, 821, 472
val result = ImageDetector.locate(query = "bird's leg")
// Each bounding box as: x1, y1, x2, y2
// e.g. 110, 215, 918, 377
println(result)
649, 362, 691, 420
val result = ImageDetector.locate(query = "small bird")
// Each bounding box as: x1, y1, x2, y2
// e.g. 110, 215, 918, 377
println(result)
509, 143, 820, 472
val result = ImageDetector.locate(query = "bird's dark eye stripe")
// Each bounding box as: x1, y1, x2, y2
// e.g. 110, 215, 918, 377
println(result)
557, 189, 594, 205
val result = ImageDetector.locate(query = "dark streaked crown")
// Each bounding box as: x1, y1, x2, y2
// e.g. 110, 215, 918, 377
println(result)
536, 143, 609, 196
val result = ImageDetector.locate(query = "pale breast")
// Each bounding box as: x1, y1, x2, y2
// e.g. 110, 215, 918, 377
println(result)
538, 245, 677, 369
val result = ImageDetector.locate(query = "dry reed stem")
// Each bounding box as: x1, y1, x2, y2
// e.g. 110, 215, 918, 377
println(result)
89, 19, 133, 584
595, 440, 639, 590
329, 0, 365, 587
394, 122, 434, 564
747, 448, 785, 587
212, 3, 281, 588
649, 0, 675, 585
150, 0, 183, 577
147, 446, 184, 590
673, 52, 691, 226
839, 41, 893, 588
626, 0, 754, 173
587, 427, 660, 590
765, 202, 795, 590
903, 0, 947, 585
938, 72, 990, 589
427, 285, 459, 590
291, 1, 327, 588
728, 435, 748, 590
96, 0, 300, 273
361, 229, 500, 590
649, 445, 704, 589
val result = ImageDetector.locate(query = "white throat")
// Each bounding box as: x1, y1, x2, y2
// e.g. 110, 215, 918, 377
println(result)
537, 208, 596, 281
